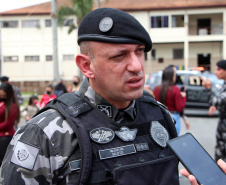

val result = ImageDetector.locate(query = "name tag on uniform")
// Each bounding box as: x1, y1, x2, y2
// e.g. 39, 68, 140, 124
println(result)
99, 144, 136, 160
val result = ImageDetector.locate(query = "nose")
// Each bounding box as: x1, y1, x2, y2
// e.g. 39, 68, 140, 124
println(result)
127, 53, 142, 73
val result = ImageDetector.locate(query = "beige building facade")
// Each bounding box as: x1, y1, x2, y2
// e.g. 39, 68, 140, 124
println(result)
0, 0, 226, 93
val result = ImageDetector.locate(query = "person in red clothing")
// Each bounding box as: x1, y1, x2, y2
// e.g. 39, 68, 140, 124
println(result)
0, 83, 20, 166
153, 66, 187, 135
39, 84, 57, 108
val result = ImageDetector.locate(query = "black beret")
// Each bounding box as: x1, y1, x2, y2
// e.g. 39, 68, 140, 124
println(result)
0, 76, 9, 82
216, 60, 226, 70
78, 8, 152, 52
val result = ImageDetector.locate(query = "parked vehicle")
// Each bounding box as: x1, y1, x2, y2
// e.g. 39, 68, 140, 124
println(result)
145, 70, 223, 115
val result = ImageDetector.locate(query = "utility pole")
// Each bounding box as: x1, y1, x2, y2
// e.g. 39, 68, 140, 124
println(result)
51, 0, 59, 85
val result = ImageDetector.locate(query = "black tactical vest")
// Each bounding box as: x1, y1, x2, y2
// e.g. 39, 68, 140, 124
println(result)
39, 92, 179, 185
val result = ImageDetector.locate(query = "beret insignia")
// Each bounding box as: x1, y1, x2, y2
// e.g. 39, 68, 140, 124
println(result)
99, 17, 113, 32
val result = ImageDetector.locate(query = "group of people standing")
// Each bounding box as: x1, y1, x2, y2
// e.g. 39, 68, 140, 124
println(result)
0, 75, 81, 168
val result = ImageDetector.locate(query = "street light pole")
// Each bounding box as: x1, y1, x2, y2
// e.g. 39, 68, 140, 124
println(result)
51, 0, 59, 85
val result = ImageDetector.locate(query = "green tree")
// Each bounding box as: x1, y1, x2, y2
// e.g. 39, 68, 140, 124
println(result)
58, 0, 94, 34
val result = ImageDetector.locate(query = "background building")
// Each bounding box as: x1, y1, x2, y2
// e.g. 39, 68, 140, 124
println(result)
0, 0, 226, 93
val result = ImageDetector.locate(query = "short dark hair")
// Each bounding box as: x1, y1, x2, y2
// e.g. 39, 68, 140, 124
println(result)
0, 76, 9, 82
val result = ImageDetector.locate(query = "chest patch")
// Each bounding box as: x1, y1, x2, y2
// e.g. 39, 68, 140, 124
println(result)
11, 140, 39, 170
115, 126, 137, 142
99, 144, 136, 160
90, 127, 115, 144
150, 121, 169, 147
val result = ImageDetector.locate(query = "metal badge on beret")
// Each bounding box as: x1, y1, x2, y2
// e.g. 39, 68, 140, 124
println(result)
99, 17, 113, 32
150, 121, 169, 147
90, 127, 115, 144
115, 126, 138, 142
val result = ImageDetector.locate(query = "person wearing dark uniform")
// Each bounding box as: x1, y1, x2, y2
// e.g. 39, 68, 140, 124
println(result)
202, 60, 226, 162
1, 8, 192, 185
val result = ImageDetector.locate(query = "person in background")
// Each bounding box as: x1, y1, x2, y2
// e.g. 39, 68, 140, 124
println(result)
202, 59, 226, 162
21, 95, 39, 121
153, 66, 187, 135
54, 79, 68, 97
168, 64, 190, 133
67, 75, 81, 92
0, 76, 23, 105
0, 83, 20, 166
39, 84, 57, 108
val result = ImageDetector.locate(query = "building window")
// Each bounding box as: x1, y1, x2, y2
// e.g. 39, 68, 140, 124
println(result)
63, 54, 74, 61
2, 21, 18, 28
63, 19, 74, 26
46, 55, 52, 61
45, 20, 51, 27
172, 15, 184, 27
22, 20, 40, 28
173, 49, 184, 59
151, 16, 168, 28
151, 49, 156, 60
3, 56, 18, 62
25, 56, 39, 61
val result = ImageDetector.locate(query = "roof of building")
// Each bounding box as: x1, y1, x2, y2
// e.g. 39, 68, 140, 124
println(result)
0, 0, 226, 16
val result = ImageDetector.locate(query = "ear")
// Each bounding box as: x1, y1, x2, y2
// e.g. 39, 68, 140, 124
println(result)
76, 54, 94, 78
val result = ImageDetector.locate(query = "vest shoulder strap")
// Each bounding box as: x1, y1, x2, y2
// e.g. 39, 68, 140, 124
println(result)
33, 93, 94, 185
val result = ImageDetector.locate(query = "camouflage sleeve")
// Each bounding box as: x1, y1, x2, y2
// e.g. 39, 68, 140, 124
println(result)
1, 109, 78, 185
210, 91, 226, 111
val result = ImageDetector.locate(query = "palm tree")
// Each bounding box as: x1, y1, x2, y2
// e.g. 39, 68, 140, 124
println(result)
58, 0, 94, 34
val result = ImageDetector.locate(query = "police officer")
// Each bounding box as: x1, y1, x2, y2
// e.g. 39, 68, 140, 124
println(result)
1, 8, 192, 185
202, 59, 226, 162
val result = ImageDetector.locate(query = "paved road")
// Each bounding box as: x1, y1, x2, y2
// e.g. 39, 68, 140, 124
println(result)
0, 116, 218, 184
179, 116, 218, 184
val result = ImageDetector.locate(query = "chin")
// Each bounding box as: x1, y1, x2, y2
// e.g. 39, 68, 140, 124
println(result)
127, 90, 143, 100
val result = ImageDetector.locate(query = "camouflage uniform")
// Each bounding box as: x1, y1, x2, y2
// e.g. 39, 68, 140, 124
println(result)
210, 81, 226, 161
0, 78, 138, 184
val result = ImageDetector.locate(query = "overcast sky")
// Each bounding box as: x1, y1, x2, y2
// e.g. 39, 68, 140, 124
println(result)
0, 0, 51, 13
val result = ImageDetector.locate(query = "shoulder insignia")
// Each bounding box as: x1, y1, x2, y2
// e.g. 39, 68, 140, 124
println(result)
115, 126, 138, 142
150, 121, 169, 147
90, 127, 115, 144
11, 141, 39, 170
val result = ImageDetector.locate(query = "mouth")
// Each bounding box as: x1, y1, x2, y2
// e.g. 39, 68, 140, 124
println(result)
127, 76, 143, 88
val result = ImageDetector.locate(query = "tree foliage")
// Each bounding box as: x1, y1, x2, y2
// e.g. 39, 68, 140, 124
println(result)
58, 0, 94, 34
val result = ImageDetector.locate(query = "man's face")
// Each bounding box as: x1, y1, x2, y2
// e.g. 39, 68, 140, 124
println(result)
88, 42, 145, 108
215, 66, 226, 80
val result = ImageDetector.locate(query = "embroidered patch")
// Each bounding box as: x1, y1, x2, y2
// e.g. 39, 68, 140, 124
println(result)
11, 141, 39, 170
90, 127, 115, 144
97, 105, 112, 117
99, 17, 113, 32
99, 144, 136, 160
115, 126, 138, 142
135, 142, 149, 152
150, 121, 169, 147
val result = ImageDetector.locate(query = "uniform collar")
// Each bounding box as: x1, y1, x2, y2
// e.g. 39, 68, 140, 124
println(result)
76, 77, 136, 120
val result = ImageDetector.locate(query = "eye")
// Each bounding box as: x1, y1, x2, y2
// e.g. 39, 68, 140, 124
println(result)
112, 53, 125, 59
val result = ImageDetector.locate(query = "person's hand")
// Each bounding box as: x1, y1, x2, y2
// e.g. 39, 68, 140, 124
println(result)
209, 105, 216, 116
202, 78, 212, 89
180, 169, 199, 185
217, 159, 226, 173
180, 159, 226, 185
180, 92, 186, 97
